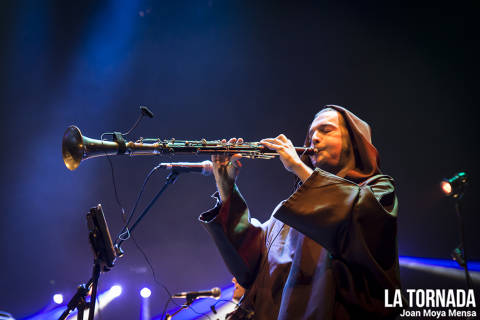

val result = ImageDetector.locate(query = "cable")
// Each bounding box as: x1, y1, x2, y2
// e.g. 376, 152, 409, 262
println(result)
103, 152, 209, 320
116, 165, 160, 242
100, 133, 127, 223
130, 233, 176, 298
99, 105, 154, 224
107, 154, 127, 222
100, 137, 178, 307
160, 296, 172, 320
100, 104, 213, 319
101, 150, 171, 293
127, 205, 209, 320
99, 133, 160, 243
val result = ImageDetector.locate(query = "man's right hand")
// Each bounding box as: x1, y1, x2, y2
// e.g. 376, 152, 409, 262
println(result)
211, 138, 243, 202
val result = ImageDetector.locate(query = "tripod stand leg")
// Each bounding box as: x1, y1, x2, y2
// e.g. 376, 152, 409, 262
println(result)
87, 263, 101, 320
78, 306, 85, 320
58, 282, 91, 320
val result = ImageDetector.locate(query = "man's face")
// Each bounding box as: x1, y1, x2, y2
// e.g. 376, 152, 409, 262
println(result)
308, 110, 347, 171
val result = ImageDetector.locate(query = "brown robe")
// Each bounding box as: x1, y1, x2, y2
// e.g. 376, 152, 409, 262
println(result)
199, 106, 402, 319
200, 169, 401, 319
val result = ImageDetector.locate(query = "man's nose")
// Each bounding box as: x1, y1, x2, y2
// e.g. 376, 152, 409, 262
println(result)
311, 131, 322, 145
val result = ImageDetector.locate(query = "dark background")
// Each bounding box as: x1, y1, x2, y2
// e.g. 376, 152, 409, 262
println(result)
0, 1, 478, 319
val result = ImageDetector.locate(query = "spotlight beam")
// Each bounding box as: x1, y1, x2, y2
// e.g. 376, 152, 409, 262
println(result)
399, 256, 480, 281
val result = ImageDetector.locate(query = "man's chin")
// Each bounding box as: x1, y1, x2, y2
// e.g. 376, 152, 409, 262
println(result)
311, 157, 325, 168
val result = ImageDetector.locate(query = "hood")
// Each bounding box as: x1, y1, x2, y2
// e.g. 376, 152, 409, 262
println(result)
303, 105, 381, 183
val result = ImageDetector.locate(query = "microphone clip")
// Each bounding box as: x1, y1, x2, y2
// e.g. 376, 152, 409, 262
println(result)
112, 132, 126, 154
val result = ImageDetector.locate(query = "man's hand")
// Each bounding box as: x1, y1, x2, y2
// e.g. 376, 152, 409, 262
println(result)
260, 134, 313, 182
211, 138, 243, 202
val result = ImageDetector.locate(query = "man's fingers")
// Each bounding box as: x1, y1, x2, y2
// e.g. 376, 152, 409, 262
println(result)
260, 138, 277, 144
211, 154, 225, 162
276, 134, 288, 143
229, 153, 242, 168
261, 138, 283, 147
226, 137, 244, 145
212, 154, 229, 164
231, 153, 243, 162
260, 140, 282, 150
213, 138, 245, 167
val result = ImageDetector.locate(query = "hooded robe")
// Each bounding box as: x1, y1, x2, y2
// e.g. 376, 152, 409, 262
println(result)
199, 106, 402, 319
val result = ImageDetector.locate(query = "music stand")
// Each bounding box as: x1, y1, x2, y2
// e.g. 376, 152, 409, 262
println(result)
59, 204, 117, 320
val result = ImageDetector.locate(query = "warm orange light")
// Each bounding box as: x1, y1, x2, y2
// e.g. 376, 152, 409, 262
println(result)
441, 181, 452, 195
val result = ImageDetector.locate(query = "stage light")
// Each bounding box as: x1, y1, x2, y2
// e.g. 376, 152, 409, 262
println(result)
110, 285, 122, 298
441, 172, 468, 197
140, 287, 151, 298
152, 284, 236, 320
440, 180, 452, 195
399, 256, 480, 282
23, 286, 125, 320
53, 293, 63, 304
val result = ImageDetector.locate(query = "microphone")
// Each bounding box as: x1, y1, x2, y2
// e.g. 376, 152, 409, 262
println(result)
172, 287, 221, 300
157, 160, 213, 176
140, 105, 154, 118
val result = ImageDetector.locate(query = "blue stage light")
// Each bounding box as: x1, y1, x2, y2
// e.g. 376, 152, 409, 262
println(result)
400, 256, 480, 272
53, 293, 63, 305
110, 285, 123, 298
140, 287, 151, 298
24, 285, 123, 320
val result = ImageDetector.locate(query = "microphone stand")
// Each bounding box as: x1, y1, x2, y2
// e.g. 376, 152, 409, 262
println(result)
450, 193, 477, 320
164, 298, 194, 320
451, 195, 474, 290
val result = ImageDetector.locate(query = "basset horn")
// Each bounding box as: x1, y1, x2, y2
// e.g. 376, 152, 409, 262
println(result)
62, 125, 316, 171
